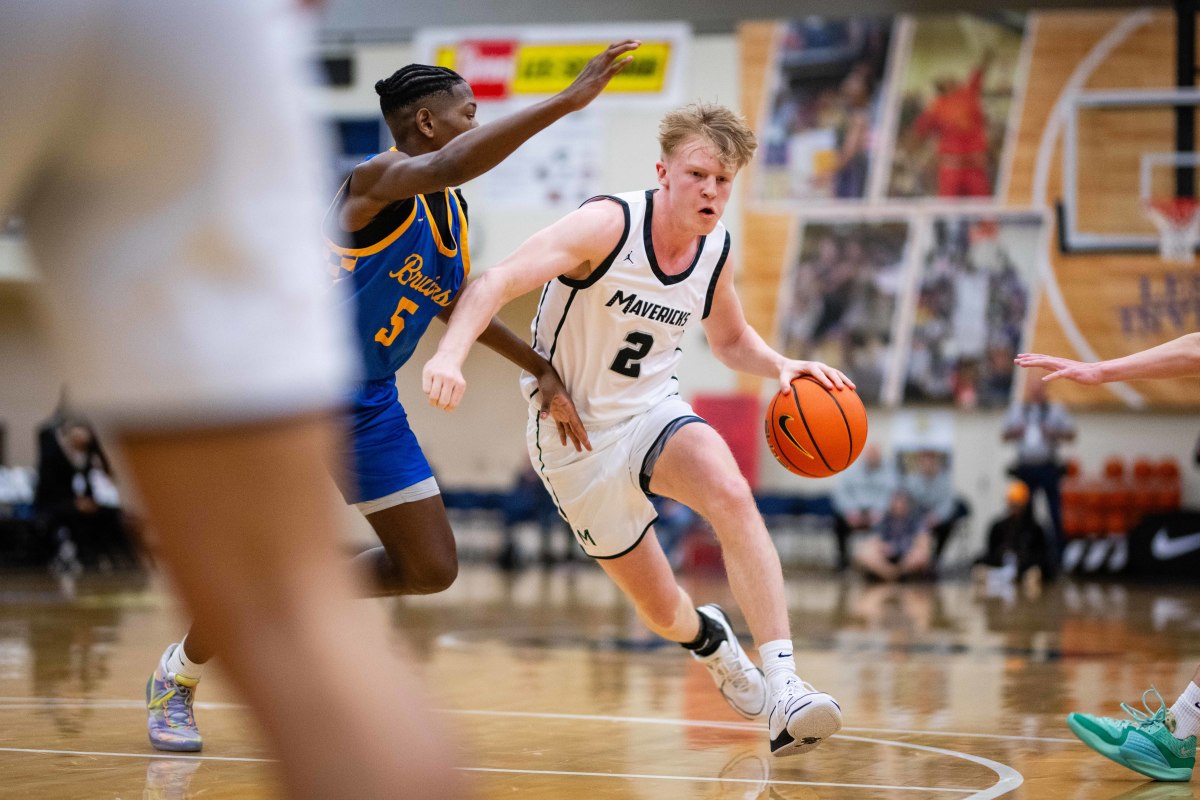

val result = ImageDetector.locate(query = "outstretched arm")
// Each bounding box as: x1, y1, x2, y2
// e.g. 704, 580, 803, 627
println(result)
342, 41, 639, 227
1015, 332, 1200, 384
702, 255, 855, 393
423, 200, 626, 410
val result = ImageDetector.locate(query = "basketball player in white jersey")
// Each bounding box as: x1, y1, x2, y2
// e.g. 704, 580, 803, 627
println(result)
1018, 335, 1199, 782
423, 103, 853, 756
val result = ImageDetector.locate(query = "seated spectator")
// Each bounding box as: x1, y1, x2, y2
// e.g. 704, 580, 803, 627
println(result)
0, 465, 38, 566
0, 464, 35, 512
972, 480, 1047, 592
830, 442, 896, 571
33, 417, 139, 570
652, 496, 698, 570
497, 462, 573, 570
853, 490, 933, 582
902, 448, 970, 562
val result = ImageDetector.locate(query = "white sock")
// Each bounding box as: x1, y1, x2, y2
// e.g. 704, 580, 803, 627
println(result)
758, 639, 796, 692
164, 639, 205, 681
1169, 681, 1200, 740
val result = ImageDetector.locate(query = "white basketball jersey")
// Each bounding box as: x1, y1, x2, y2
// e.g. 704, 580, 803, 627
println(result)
519, 189, 731, 426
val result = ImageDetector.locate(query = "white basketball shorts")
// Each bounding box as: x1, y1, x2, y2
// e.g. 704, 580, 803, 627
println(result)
526, 395, 706, 559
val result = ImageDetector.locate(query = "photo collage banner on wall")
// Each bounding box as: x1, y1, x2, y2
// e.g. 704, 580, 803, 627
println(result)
751, 14, 1049, 410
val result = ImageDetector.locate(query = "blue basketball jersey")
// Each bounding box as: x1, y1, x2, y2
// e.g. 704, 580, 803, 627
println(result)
324, 158, 470, 382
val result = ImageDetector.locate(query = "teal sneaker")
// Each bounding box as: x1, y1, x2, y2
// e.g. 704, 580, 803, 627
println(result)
146, 645, 203, 752
1066, 687, 1195, 782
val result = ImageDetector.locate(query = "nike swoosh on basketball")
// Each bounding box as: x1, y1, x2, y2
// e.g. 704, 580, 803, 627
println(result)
1150, 528, 1200, 560
777, 416, 814, 459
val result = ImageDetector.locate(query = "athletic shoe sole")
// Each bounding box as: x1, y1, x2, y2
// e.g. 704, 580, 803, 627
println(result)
770, 693, 842, 757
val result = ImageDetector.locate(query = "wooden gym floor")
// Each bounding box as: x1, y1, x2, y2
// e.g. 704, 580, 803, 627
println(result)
0, 559, 1198, 799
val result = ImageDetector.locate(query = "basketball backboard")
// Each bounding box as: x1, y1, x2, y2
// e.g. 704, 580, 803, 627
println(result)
1058, 87, 1200, 255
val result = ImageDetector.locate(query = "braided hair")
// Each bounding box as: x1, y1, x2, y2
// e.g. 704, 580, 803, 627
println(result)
374, 64, 466, 118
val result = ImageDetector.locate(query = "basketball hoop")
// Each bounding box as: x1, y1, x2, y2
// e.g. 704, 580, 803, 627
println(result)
1144, 196, 1200, 263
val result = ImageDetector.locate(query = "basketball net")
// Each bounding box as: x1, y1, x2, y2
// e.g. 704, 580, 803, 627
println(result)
1144, 197, 1200, 263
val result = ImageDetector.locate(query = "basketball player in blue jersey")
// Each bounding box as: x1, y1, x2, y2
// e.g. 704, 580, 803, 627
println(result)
1018, 335, 1199, 783
424, 103, 854, 758
144, 40, 639, 753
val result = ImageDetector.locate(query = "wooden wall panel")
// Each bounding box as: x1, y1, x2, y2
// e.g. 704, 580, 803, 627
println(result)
740, 11, 1200, 408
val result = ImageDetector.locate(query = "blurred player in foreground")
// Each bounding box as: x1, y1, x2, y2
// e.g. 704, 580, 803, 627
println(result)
1017, 333, 1200, 782
0, 1, 466, 797
145, 40, 635, 753
424, 103, 853, 757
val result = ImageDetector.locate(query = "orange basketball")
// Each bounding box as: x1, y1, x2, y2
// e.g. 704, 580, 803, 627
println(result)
765, 376, 868, 478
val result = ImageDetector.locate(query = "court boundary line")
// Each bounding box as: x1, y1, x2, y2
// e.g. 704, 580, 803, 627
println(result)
0, 745, 987, 796
846, 725, 1075, 744
0, 701, 1024, 797
0, 746, 978, 794
448, 707, 1073, 745
0, 746, 271, 764
0, 695, 1074, 742
449, 710, 1023, 799
464, 766, 975, 793
837, 734, 1022, 800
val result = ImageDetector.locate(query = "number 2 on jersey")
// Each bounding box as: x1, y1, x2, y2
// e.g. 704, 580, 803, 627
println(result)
375, 296, 420, 346
610, 331, 654, 378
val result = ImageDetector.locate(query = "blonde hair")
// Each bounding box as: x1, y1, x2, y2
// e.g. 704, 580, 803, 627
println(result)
658, 103, 758, 170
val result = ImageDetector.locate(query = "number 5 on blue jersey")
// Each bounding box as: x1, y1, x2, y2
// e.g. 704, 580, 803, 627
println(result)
375, 297, 420, 346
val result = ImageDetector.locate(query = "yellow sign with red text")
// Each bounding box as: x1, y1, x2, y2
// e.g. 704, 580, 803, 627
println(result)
430, 38, 676, 101
513, 42, 671, 93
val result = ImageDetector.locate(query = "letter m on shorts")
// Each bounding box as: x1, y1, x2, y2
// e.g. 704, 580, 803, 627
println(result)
575, 528, 595, 546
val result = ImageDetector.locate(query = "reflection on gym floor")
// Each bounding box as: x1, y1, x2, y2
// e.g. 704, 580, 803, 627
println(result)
0, 566, 1198, 799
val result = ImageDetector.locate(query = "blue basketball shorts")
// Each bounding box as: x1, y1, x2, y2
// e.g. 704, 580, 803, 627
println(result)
331, 378, 435, 506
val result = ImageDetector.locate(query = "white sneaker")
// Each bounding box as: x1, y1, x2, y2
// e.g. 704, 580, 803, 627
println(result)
768, 677, 842, 757
1062, 539, 1087, 573
691, 605, 767, 719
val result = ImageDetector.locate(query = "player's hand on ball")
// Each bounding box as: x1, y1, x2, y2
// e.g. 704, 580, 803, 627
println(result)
779, 360, 854, 394
422, 354, 466, 411
536, 367, 592, 452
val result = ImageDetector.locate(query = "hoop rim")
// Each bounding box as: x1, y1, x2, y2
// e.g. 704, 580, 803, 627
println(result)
1144, 195, 1200, 225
